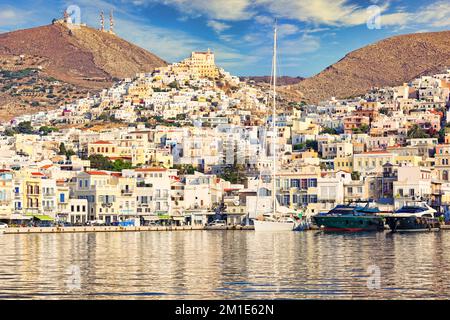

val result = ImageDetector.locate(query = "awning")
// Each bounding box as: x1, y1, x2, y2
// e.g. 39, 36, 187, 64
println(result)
9, 214, 32, 220
157, 215, 171, 220
33, 215, 54, 221
142, 216, 159, 221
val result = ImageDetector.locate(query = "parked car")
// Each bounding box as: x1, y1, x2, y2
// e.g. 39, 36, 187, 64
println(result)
0, 222, 8, 229
57, 222, 73, 227
36, 221, 54, 227
87, 220, 105, 226
205, 220, 227, 230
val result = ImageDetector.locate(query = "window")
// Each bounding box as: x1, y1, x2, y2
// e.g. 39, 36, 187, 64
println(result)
59, 193, 65, 203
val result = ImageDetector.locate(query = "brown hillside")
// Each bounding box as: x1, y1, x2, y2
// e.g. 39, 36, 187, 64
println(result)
286, 30, 450, 103
0, 23, 167, 88
0, 23, 166, 121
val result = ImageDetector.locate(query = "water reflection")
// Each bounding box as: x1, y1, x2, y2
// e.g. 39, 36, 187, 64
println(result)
0, 231, 449, 299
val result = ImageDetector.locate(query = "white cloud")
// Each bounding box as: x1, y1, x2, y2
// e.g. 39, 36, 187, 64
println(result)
277, 24, 300, 37
255, 0, 390, 26
207, 20, 231, 33
415, 1, 450, 27
280, 34, 321, 54
0, 6, 32, 27
254, 15, 273, 25
0, 9, 17, 20
130, 0, 254, 20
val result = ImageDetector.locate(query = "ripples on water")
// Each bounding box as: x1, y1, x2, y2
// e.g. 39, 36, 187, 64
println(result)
0, 230, 449, 299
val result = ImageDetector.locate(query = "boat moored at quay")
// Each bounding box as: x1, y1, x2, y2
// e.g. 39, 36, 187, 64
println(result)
312, 203, 385, 232
384, 202, 441, 232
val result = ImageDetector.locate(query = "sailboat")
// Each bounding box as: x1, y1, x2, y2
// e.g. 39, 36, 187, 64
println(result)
253, 23, 299, 232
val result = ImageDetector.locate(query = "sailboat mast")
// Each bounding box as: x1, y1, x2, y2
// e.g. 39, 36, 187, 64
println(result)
272, 23, 277, 214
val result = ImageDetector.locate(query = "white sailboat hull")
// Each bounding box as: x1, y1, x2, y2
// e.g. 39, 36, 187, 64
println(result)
253, 219, 295, 231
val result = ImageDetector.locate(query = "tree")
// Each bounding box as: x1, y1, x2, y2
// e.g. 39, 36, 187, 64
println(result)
16, 121, 34, 134
58, 143, 67, 156
58, 143, 75, 159
65, 149, 76, 159
173, 164, 196, 175
320, 127, 338, 135
112, 159, 133, 171
351, 171, 361, 181
352, 124, 370, 134
39, 126, 58, 135
168, 81, 179, 89
88, 154, 113, 170
3, 128, 16, 136
305, 140, 319, 152
407, 124, 429, 139
293, 143, 305, 151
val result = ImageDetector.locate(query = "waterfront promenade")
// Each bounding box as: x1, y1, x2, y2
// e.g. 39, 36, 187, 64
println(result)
1, 225, 257, 234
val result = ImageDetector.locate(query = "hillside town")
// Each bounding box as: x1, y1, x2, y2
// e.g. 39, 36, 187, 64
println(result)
1, 49, 450, 227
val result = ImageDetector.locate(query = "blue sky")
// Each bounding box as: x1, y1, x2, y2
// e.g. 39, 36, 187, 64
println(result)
0, 0, 449, 77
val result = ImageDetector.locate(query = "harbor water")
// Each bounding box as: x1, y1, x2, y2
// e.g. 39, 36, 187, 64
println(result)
0, 230, 449, 299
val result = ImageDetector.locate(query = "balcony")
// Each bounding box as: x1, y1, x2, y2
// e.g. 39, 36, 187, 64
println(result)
101, 202, 113, 208
43, 192, 56, 197
121, 190, 133, 196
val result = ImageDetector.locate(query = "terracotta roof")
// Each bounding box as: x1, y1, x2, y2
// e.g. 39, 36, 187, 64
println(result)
86, 171, 109, 176
91, 140, 113, 145
40, 164, 53, 169
360, 151, 390, 155
135, 167, 166, 172
31, 172, 45, 177
108, 156, 132, 160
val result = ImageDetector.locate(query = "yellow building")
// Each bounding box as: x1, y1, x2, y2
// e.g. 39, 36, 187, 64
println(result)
0, 170, 13, 219
353, 151, 396, 174
184, 49, 219, 78
334, 156, 353, 172
88, 140, 119, 158
394, 155, 423, 167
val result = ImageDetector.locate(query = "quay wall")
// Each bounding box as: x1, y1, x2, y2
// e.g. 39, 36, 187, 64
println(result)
3, 225, 255, 234
4, 225, 205, 234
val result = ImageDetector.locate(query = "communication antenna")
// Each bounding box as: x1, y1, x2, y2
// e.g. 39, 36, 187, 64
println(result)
109, 9, 114, 34
100, 11, 105, 31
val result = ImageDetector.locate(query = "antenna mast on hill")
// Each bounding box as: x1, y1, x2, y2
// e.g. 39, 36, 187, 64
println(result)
109, 9, 114, 34
100, 11, 105, 31
63, 10, 69, 23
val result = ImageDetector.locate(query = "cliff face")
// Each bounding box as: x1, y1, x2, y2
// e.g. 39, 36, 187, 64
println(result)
285, 30, 450, 103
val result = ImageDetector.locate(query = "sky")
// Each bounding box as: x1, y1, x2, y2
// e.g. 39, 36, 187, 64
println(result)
0, 0, 449, 77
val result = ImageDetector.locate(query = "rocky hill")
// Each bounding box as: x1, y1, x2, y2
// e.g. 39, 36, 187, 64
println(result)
286, 30, 450, 103
0, 23, 166, 121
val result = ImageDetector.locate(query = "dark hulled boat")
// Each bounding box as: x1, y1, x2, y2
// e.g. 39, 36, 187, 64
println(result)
385, 203, 440, 232
312, 204, 385, 232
